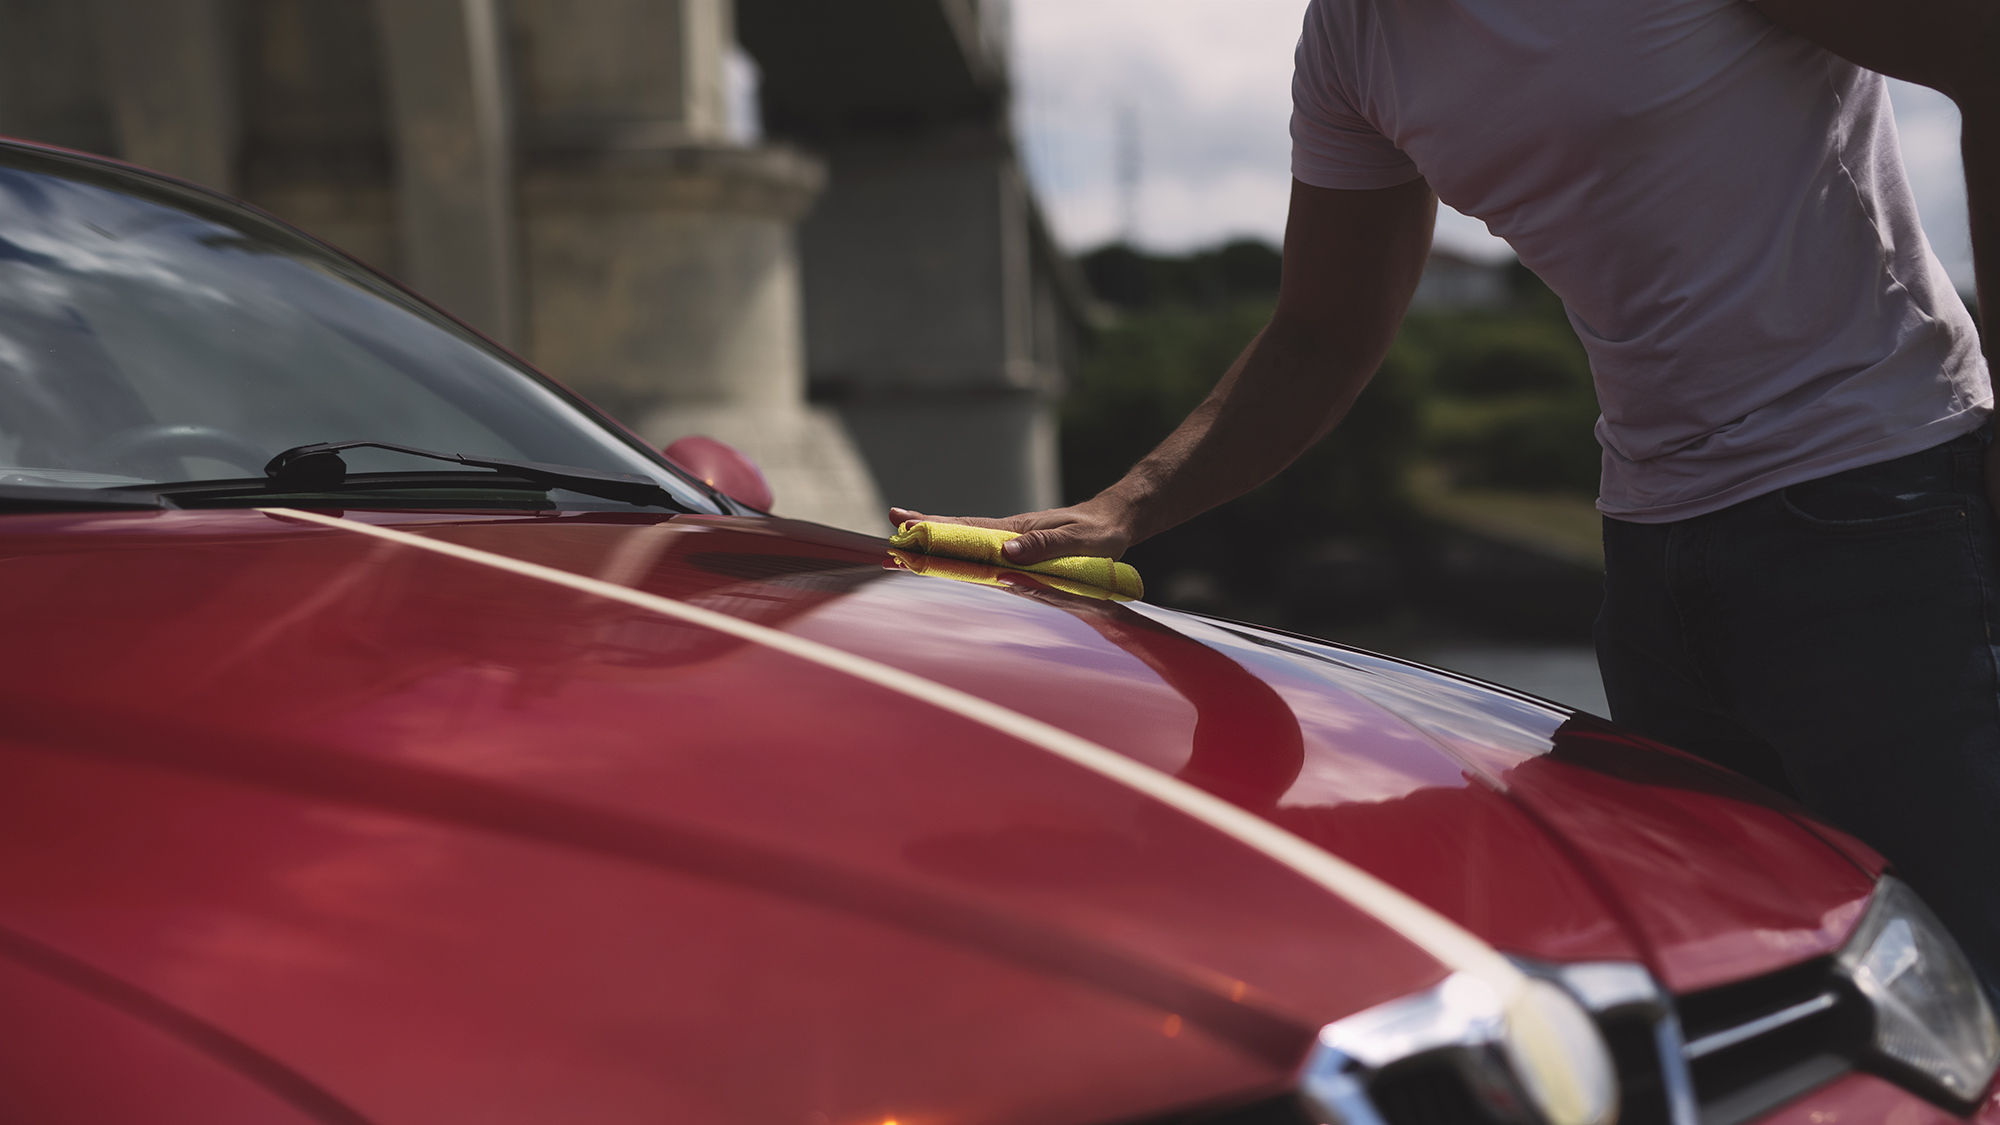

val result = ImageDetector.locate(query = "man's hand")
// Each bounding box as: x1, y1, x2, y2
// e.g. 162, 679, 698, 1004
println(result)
888, 498, 1135, 564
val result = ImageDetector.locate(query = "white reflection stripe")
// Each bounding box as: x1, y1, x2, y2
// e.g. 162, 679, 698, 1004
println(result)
262, 508, 1527, 996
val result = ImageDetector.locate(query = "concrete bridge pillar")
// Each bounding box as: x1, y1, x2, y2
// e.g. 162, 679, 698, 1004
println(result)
511, 0, 886, 532
737, 0, 1089, 522
84, 0, 240, 193
0, 0, 117, 156
374, 0, 520, 347
0, 0, 1079, 537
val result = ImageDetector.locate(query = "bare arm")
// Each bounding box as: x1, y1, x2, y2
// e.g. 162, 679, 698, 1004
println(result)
891, 175, 1438, 564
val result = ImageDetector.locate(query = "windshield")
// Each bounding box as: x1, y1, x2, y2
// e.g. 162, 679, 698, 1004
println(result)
0, 145, 716, 513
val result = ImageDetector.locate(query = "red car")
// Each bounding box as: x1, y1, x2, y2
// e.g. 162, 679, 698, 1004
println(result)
1, 139, 1997, 1125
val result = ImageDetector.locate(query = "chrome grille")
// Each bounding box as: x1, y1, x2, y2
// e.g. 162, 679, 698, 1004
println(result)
1169, 960, 1864, 1125
1673, 957, 1862, 1125
1518, 958, 1867, 1125
1363, 1055, 1511, 1124
1117, 959, 1874, 1125
1594, 1006, 1674, 1125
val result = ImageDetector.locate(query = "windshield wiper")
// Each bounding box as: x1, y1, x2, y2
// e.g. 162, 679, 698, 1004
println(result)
0, 482, 175, 512
262, 441, 684, 510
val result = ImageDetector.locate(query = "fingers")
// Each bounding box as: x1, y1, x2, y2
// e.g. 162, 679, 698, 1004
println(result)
1001, 524, 1122, 565
886, 502, 1126, 563
1001, 528, 1061, 563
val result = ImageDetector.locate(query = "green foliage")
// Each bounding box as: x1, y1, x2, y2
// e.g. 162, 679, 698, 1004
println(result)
1060, 294, 1423, 594
1080, 240, 1284, 310
1392, 271, 1601, 492
1064, 245, 1601, 504
1427, 325, 1582, 397
1426, 393, 1602, 489
1061, 297, 1424, 525
1057, 242, 1604, 607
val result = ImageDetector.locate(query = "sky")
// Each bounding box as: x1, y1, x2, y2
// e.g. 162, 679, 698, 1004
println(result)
1009, 0, 1975, 291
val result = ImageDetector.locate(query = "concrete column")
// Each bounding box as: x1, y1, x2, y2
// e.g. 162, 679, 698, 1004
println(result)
512, 0, 885, 534
515, 0, 730, 151
85, 0, 238, 192
374, 0, 519, 345
522, 148, 823, 414
235, 0, 400, 276
797, 134, 1065, 517
0, 0, 116, 155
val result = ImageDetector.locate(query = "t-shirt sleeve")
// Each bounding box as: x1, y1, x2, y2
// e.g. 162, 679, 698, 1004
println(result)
1290, 0, 1423, 190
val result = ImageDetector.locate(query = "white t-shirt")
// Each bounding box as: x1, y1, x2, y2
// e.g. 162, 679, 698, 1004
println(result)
1291, 0, 1989, 522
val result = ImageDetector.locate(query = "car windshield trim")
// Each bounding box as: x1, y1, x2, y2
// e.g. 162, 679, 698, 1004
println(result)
259, 440, 695, 510
110, 469, 694, 512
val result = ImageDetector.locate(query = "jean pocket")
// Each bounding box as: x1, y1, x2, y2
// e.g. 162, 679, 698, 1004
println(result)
1779, 475, 1969, 532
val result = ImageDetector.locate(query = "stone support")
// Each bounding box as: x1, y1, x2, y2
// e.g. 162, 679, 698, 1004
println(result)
737, 0, 1085, 521
798, 134, 1067, 516
235, 0, 400, 276
84, 0, 238, 192
0, 0, 115, 154
513, 0, 886, 533
514, 0, 731, 152
0, 0, 1074, 536
374, 0, 519, 344
521, 146, 822, 416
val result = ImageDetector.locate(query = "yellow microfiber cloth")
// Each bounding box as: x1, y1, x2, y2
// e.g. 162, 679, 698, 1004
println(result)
884, 549, 1132, 602
889, 520, 1144, 599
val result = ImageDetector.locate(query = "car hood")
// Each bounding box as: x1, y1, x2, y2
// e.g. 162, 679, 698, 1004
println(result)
0, 508, 1879, 1125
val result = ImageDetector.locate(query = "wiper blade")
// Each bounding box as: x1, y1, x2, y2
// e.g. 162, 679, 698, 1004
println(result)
0, 483, 175, 513
263, 441, 683, 510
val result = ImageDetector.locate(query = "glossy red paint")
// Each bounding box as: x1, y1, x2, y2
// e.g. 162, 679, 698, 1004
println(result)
398, 508, 1875, 990
0, 938, 333, 1125
0, 506, 1886, 1122
0, 508, 1428, 1124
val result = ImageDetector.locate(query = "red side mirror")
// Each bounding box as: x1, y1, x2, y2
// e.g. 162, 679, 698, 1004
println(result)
662, 435, 775, 512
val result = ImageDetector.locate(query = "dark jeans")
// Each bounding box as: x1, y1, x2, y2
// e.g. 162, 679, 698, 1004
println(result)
1597, 431, 2000, 991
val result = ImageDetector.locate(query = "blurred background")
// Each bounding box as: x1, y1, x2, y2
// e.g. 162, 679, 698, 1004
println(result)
0, 0, 1976, 713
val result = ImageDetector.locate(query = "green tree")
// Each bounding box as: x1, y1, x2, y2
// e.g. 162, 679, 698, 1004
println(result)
1060, 293, 1424, 596
1062, 242, 1601, 619
1396, 273, 1601, 493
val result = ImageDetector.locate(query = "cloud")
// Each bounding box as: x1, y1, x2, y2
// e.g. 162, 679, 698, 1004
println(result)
1014, 0, 1318, 250
1014, 0, 1514, 260
1013, 2, 1972, 287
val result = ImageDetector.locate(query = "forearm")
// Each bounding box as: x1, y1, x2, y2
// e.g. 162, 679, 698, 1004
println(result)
889, 177, 1435, 565
1086, 175, 1434, 549
1094, 319, 1381, 544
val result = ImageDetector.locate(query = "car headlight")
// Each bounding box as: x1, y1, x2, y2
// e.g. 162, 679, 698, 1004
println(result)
1836, 876, 2000, 1106
1300, 971, 1618, 1125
